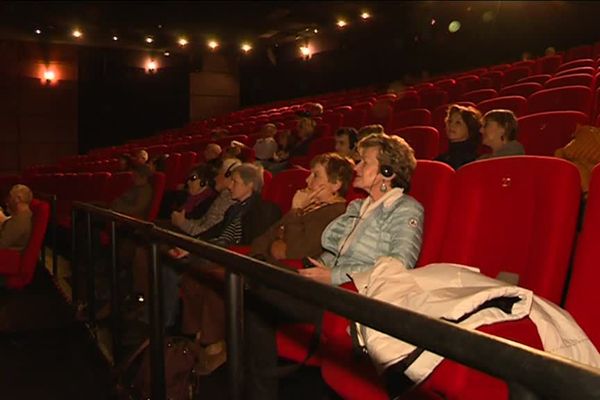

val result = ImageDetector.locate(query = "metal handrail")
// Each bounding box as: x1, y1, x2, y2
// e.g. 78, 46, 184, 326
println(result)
72, 201, 600, 400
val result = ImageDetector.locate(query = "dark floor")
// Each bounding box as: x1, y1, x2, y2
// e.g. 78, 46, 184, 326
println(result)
0, 266, 340, 399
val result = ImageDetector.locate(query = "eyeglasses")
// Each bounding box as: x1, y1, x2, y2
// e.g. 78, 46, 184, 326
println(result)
187, 175, 199, 182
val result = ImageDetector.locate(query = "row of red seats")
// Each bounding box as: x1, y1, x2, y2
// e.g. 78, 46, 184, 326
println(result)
275, 156, 596, 400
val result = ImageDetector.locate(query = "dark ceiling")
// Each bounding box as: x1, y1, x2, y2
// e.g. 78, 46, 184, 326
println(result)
0, 1, 415, 51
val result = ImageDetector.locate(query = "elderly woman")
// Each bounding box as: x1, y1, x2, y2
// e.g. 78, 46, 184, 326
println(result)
178, 154, 355, 373
251, 153, 354, 263
478, 109, 525, 159
245, 133, 425, 399
436, 104, 482, 169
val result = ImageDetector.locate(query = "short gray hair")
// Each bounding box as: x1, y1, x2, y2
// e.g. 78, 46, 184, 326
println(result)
232, 163, 264, 193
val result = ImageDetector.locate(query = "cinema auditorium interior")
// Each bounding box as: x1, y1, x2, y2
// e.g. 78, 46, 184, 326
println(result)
2, 1, 600, 399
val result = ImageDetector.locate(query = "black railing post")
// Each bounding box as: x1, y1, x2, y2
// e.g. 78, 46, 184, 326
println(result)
110, 221, 121, 363
51, 194, 58, 277
86, 212, 95, 326
148, 242, 166, 400
71, 207, 78, 305
225, 271, 244, 400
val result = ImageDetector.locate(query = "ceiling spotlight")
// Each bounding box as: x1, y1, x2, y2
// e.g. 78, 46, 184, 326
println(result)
430, 18, 436, 26
145, 36, 154, 44
72, 29, 82, 38
164, 51, 170, 56
35, 29, 42, 35
448, 20, 461, 33
360, 12, 371, 20
178, 37, 188, 46
241, 43, 252, 53
313, 28, 319, 34
112, 35, 118, 41
208, 40, 219, 49
336, 19, 347, 28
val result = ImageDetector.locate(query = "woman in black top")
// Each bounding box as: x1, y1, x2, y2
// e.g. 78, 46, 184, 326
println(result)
435, 104, 482, 170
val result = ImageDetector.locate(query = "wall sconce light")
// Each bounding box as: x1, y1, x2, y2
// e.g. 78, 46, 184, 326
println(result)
41, 69, 57, 85
145, 59, 158, 73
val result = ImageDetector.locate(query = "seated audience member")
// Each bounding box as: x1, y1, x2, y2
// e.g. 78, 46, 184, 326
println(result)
302, 102, 324, 117
436, 104, 482, 169
170, 158, 240, 237
203, 143, 222, 162
164, 164, 219, 223
244, 133, 425, 399
555, 125, 600, 194
478, 109, 525, 159
158, 163, 280, 330
149, 153, 169, 173
289, 116, 317, 157
272, 130, 297, 163
116, 154, 133, 172
210, 128, 229, 141
357, 123, 385, 141
111, 164, 154, 219
334, 127, 360, 162
131, 149, 149, 166
0, 184, 33, 250
254, 123, 278, 162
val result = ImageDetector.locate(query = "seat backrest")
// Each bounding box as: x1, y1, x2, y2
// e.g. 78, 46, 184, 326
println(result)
564, 46, 593, 62
163, 153, 182, 191
517, 111, 589, 156
499, 82, 543, 98
391, 126, 440, 160
393, 91, 420, 111
459, 89, 497, 104
557, 58, 595, 72
439, 156, 581, 303
502, 66, 533, 87
419, 89, 449, 111
555, 66, 596, 77
517, 74, 551, 85
263, 168, 310, 215
477, 95, 527, 117
564, 165, 600, 347
16, 199, 50, 288
410, 160, 454, 266
390, 108, 431, 130
479, 71, 504, 91
527, 85, 592, 115
535, 55, 563, 74
147, 172, 166, 222
307, 136, 336, 160
544, 74, 594, 89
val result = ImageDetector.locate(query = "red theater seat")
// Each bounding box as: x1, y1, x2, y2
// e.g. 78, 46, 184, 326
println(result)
459, 89, 497, 104
477, 96, 527, 117
480, 71, 504, 91
517, 74, 551, 85
544, 74, 594, 89
419, 89, 449, 111
262, 168, 310, 215
393, 91, 420, 111
499, 82, 543, 98
526, 86, 592, 116
564, 165, 600, 348
0, 199, 50, 289
564, 45, 593, 62
389, 108, 432, 130
391, 126, 440, 160
535, 55, 563, 74
557, 58, 595, 73
518, 111, 589, 156
440, 156, 580, 303
555, 66, 596, 77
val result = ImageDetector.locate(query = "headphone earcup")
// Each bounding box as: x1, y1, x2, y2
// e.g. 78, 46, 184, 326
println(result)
380, 165, 394, 178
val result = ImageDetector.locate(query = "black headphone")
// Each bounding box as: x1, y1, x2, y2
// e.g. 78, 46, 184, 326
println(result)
224, 160, 242, 178
380, 164, 394, 178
